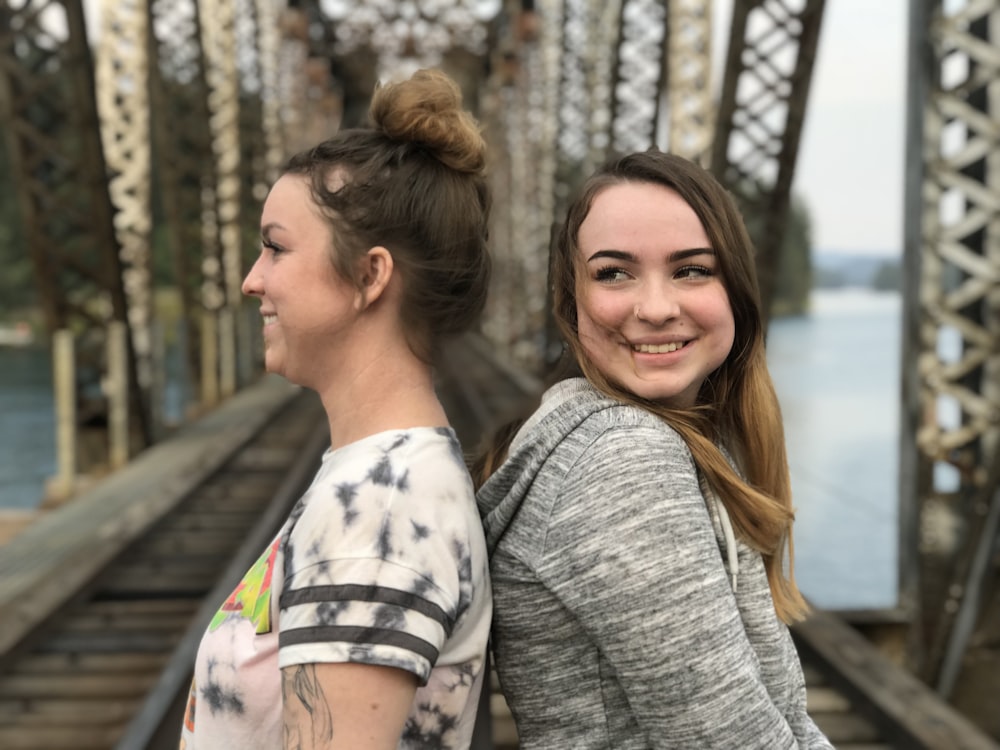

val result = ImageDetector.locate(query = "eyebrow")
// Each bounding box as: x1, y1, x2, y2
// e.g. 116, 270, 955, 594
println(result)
260, 222, 285, 239
586, 247, 715, 263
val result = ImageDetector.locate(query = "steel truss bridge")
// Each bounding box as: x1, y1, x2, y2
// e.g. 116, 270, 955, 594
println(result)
1, 0, 998, 738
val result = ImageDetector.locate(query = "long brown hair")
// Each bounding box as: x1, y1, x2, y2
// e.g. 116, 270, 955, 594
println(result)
480, 149, 808, 623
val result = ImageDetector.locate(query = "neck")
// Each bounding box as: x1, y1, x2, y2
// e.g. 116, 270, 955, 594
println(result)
316, 346, 448, 451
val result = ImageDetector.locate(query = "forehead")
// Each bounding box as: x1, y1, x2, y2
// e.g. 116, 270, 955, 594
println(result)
578, 181, 708, 253
261, 174, 325, 227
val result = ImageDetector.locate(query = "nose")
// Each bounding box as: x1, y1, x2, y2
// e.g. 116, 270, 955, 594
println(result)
242, 256, 263, 298
634, 282, 679, 324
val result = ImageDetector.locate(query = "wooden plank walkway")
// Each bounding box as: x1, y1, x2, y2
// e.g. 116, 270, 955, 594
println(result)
0, 376, 330, 749
0, 375, 310, 664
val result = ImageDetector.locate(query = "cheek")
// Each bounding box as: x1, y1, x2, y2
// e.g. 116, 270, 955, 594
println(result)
577, 290, 629, 330
707, 291, 737, 354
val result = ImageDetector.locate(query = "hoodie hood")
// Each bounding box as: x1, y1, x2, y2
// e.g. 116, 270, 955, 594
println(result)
475, 376, 741, 591
476, 378, 620, 556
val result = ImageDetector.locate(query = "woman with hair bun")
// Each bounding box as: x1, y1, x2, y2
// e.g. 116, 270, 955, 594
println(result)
180, 69, 493, 750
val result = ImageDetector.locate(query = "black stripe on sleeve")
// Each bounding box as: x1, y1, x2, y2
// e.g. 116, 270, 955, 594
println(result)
279, 583, 454, 634
279, 625, 440, 666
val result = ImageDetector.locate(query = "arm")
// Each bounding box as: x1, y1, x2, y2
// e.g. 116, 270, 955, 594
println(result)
281, 662, 418, 750
538, 423, 802, 748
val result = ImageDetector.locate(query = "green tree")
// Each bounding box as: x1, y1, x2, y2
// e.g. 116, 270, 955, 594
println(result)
772, 194, 813, 317
740, 190, 814, 318
872, 260, 901, 291
0, 140, 35, 318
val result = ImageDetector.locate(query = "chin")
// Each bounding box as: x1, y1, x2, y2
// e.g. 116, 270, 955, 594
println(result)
624, 379, 695, 408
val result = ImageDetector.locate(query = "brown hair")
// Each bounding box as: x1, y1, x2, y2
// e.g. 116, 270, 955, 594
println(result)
282, 68, 491, 361
479, 149, 808, 623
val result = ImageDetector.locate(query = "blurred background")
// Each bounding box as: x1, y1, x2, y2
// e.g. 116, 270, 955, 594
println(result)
1, 0, 998, 746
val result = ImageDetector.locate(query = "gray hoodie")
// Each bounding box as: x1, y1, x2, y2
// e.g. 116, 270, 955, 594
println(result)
477, 378, 833, 749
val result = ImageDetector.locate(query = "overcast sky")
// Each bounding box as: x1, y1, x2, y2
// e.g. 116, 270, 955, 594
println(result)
713, 0, 908, 256
81, 0, 908, 255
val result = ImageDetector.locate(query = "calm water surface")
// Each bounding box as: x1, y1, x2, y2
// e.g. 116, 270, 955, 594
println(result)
0, 290, 903, 609
0, 346, 56, 509
768, 288, 901, 611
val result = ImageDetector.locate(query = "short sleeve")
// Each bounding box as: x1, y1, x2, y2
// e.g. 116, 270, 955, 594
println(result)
276, 429, 482, 684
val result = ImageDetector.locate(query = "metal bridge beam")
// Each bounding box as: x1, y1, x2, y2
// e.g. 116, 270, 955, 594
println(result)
96, 0, 156, 453
710, 0, 826, 324
667, 0, 714, 165
901, 0, 1000, 732
147, 0, 220, 412
0, 0, 152, 466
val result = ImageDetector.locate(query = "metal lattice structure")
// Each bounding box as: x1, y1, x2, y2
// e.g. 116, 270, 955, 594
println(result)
95, 0, 155, 457
147, 0, 220, 411
666, 0, 714, 163
710, 0, 826, 322
609, 0, 668, 157
0, 0, 305, 474
0, 0, 151, 465
482, 0, 824, 366
900, 0, 1000, 727
4, 0, 1000, 735
480, 3, 557, 371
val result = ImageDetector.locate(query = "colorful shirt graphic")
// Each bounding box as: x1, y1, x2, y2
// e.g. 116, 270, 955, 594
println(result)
180, 427, 492, 749
210, 537, 280, 635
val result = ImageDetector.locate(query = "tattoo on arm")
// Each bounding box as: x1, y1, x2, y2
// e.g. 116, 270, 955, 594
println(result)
282, 665, 334, 749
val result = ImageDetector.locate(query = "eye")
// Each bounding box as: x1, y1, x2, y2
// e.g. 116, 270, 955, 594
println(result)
593, 266, 630, 283
675, 264, 712, 279
262, 237, 284, 255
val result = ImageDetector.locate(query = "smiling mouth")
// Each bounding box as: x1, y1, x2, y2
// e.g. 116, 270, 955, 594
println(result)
262, 314, 277, 325
631, 341, 687, 354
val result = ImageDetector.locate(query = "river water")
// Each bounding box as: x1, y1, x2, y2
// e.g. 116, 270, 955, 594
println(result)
768, 289, 901, 611
0, 288, 903, 610
0, 345, 56, 510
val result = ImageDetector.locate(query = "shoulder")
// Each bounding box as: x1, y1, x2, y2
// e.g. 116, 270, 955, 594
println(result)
314, 427, 470, 493
568, 401, 692, 471
524, 378, 687, 448
505, 380, 696, 489
291, 427, 479, 562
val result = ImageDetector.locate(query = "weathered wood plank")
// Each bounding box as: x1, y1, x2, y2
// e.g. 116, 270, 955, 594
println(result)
38, 630, 180, 654
807, 686, 852, 713
0, 726, 120, 749
0, 698, 139, 725
793, 607, 1000, 749
812, 713, 883, 744
5, 651, 167, 674
0, 376, 302, 660
53, 610, 193, 633
0, 673, 159, 698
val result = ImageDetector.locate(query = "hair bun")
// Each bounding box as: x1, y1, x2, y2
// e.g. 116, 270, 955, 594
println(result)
369, 68, 487, 175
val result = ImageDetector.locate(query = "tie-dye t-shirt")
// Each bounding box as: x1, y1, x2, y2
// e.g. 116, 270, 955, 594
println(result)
180, 426, 492, 749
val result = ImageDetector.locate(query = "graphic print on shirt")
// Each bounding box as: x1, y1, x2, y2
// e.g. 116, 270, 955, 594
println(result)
210, 536, 280, 635
182, 427, 492, 749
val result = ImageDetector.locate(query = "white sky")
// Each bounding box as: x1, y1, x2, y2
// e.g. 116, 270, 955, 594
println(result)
713, 0, 908, 256
81, 0, 907, 255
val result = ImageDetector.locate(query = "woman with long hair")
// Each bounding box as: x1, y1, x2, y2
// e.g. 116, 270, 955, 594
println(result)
476, 149, 832, 748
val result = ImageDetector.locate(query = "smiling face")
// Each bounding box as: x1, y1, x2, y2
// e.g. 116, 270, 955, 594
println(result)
241, 174, 361, 389
575, 181, 736, 408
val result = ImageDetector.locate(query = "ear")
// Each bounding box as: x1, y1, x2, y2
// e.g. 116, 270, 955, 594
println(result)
354, 246, 394, 310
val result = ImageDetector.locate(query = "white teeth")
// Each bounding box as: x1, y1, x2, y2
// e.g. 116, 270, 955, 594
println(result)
633, 342, 684, 354
262, 314, 277, 325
